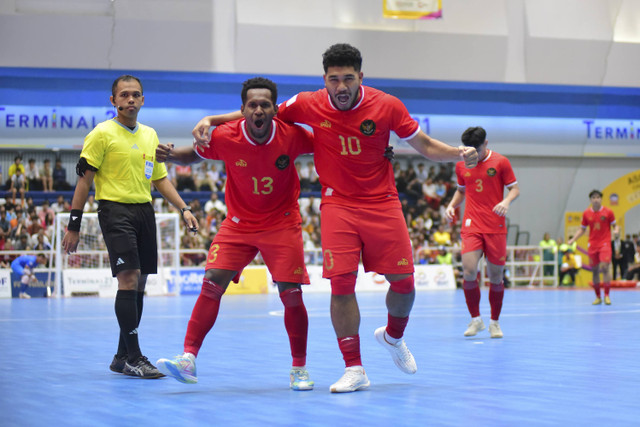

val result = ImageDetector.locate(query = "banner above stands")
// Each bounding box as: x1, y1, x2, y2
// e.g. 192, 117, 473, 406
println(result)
1, 104, 638, 158
2, 67, 639, 157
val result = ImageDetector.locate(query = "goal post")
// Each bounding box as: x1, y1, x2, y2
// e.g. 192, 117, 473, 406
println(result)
53, 212, 181, 298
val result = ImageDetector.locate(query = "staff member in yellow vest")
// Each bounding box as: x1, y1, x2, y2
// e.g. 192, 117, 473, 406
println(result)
62, 75, 198, 379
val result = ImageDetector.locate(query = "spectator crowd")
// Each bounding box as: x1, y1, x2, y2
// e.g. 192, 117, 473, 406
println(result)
6, 153, 636, 286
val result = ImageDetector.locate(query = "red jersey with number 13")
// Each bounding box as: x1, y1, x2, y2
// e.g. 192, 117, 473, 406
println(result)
580, 206, 616, 249
455, 150, 517, 234
196, 118, 313, 230
277, 86, 420, 207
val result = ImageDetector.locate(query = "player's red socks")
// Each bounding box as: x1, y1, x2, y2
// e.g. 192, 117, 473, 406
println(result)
593, 282, 602, 298
386, 313, 409, 339
337, 335, 362, 367
603, 282, 611, 297
279, 287, 308, 367
489, 282, 505, 321
183, 278, 225, 356
463, 280, 481, 317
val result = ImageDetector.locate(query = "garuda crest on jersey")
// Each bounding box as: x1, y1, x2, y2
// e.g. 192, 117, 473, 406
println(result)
360, 119, 376, 136
275, 155, 290, 170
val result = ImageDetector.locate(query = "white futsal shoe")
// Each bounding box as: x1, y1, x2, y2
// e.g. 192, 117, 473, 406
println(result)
464, 318, 486, 337
330, 366, 370, 393
374, 326, 417, 374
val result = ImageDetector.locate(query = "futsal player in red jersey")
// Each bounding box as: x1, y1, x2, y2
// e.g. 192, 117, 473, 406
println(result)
192, 44, 478, 393
567, 190, 619, 305
445, 127, 519, 339
155, 77, 315, 390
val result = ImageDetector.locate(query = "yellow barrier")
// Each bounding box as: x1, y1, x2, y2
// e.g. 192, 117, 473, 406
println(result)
226, 266, 269, 295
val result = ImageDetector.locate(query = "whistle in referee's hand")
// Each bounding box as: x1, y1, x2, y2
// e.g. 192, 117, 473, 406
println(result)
190, 226, 198, 233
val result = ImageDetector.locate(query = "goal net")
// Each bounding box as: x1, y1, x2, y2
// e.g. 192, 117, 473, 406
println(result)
53, 212, 181, 297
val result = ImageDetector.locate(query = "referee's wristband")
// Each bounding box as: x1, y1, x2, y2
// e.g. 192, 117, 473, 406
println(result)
67, 209, 83, 232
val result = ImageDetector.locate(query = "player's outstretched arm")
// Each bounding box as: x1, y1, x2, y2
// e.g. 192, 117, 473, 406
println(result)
407, 131, 478, 168
192, 111, 243, 148
156, 143, 201, 165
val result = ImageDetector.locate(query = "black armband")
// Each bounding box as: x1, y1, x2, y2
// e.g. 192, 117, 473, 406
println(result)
76, 157, 98, 177
67, 209, 83, 232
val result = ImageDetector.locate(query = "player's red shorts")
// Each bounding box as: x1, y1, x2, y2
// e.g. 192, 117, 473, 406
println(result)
461, 232, 507, 266
205, 221, 310, 284
588, 242, 612, 267
320, 203, 414, 278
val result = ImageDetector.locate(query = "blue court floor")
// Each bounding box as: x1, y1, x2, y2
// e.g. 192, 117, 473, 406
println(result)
1, 288, 639, 427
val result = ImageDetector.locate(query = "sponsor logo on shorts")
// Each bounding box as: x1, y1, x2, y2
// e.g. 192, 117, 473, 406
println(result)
116, 258, 125, 266
397, 258, 409, 266
294, 267, 303, 275
487, 168, 497, 177
235, 159, 247, 167
360, 119, 376, 136
275, 155, 290, 170
320, 120, 331, 128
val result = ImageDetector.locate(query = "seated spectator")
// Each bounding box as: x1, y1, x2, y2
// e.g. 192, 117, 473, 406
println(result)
6, 156, 25, 190
298, 160, 311, 191
193, 162, 213, 191
422, 177, 441, 209
0, 205, 10, 250
14, 232, 33, 251
415, 162, 429, 182
84, 194, 98, 212
25, 158, 43, 191
625, 245, 640, 281
40, 159, 53, 192
175, 164, 196, 191
31, 228, 52, 251
203, 192, 226, 215
434, 177, 447, 200
51, 195, 67, 214
404, 169, 423, 205
305, 161, 320, 191
432, 223, 452, 246
10, 168, 26, 206
52, 159, 70, 191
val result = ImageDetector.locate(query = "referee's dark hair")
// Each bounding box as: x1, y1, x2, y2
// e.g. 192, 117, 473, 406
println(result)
111, 75, 143, 97
241, 77, 278, 105
461, 126, 487, 149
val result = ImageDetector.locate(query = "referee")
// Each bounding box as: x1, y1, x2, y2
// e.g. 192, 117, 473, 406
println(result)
62, 75, 198, 379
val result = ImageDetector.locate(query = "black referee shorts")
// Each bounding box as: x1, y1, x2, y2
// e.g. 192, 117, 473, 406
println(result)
97, 200, 158, 277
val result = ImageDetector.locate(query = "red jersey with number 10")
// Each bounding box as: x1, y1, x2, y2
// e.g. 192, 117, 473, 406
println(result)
277, 86, 420, 207
455, 150, 517, 234
196, 118, 314, 230
580, 206, 616, 249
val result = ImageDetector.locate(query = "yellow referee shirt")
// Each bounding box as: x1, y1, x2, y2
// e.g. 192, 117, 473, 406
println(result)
81, 119, 168, 203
